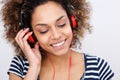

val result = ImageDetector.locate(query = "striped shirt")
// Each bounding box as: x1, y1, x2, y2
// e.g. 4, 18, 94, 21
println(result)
7, 53, 114, 80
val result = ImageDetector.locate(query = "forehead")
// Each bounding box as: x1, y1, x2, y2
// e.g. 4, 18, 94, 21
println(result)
31, 1, 67, 23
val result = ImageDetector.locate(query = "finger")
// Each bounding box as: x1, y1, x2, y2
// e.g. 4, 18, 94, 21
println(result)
22, 31, 33, 49
15, 29, 25, 48
15, 29, 23, 43
32, 42, 39, 53
33, 43, 42, 60
18, 28, 30, 48
34, 42, 40, 50
34, 42, 41, 54
15, 28, 30, 49
35, 44, 41, 55
18, 28, 29, 40
15, 29, 23, 38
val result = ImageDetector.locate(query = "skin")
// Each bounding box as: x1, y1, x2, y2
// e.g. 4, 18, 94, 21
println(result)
32, 1, 73, 57
10, 1, 85, 80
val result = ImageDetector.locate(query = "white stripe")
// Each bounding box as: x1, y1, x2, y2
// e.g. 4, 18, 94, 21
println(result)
8, 70, 23, 78
87, 65, 98, 68
105, 71, 113, 80
86, 56, 98, 59
17, 56, 24, 68
24, 65, 29, 69
86, 70, 98, 73
101, 67, 111, 80
87, 60, 97, 63
84, 75, 99, 79
98, 59, 106, 72
10, 66, 21, 73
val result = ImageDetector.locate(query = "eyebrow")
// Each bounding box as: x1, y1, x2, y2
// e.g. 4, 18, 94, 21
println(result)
34, 16, 65, 27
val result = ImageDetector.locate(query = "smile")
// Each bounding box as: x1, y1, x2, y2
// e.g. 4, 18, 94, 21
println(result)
51, 40, 66, 47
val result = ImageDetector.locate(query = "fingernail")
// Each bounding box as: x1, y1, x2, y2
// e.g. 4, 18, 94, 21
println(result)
23, 28, 29, 30
37, 43, 40, 46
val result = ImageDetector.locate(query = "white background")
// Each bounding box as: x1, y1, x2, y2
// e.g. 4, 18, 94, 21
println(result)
0, 0, 120, 79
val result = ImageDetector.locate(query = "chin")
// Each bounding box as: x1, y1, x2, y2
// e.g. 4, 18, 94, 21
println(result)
51, 45, 71, 57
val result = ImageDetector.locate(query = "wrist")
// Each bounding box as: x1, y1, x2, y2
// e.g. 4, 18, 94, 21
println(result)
29, 64, 41, 73
30, 62, 41, 68
24, 64, 41, 80
29, 59, 41, 67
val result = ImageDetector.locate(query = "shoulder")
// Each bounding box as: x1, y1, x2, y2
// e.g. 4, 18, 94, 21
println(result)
83, 53, 114, 80
8, 55, 29, 78
84, 53, 111, 66
10, 55, 28, 68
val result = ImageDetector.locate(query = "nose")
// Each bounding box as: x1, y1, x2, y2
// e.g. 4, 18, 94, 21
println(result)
51, 27, 62, 40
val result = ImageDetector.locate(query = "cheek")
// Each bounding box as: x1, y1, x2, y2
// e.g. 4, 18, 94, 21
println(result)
37, 36, 51, 51
33, 31, 50, 47
38, 36, 49, 46
64, 26, 73, 39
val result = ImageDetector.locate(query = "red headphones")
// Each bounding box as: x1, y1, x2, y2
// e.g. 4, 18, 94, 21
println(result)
20, 14, 77, 44
28, 15, 77, 44
71, 15, 77, 28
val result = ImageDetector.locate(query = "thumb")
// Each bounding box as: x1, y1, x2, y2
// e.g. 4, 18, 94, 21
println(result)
34, 42, 40, 50
33, 42, 42, 59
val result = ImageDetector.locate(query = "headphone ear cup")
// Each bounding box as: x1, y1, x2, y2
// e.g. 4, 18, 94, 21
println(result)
27, 33, 38, 48
19, 11, 37, 48
71, 15, 77, 28
28, 33, 35, 43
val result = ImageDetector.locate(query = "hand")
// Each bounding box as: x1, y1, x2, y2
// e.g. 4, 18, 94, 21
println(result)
15, 28, 42, 67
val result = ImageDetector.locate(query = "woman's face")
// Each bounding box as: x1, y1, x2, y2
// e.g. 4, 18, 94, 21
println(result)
31, 1, 73, 56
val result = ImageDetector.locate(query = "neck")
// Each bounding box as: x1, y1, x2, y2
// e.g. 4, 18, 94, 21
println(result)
44, 49, 72, 67
46, 49, 72, 80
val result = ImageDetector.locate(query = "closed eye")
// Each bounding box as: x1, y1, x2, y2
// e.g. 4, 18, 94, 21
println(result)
58, 23, 66, 27
40, 30, 48, 34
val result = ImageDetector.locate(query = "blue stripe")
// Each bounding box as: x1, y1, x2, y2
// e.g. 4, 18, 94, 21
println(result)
99, 62, 107, 78
9, 68, 22, 77
11, 60, 23, 73
8, 54, 114, 80
84, 78, 98, 80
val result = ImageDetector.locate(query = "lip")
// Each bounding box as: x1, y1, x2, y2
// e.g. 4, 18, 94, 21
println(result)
50, 39, 66, 45
50, 39, 66, 49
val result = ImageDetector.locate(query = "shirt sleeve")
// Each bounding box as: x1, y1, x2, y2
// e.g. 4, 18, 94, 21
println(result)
98, 57, 114, 80
7, 56, 24, 78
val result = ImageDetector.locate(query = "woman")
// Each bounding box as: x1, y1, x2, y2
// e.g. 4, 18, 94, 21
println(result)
1, 0, 114, 80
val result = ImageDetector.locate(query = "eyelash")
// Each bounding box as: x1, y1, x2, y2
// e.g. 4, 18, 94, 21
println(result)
39, 23, 66, 34
40, 30, 48, 34
58, 23, 66, 27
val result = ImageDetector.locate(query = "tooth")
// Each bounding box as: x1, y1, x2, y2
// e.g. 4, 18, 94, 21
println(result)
52, 41, 65, 47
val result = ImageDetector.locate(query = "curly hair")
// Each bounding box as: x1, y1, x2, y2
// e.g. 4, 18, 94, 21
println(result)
1, 0, 92, 58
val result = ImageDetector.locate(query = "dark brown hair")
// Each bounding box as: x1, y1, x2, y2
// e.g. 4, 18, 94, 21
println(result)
1, 0, 92, 58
